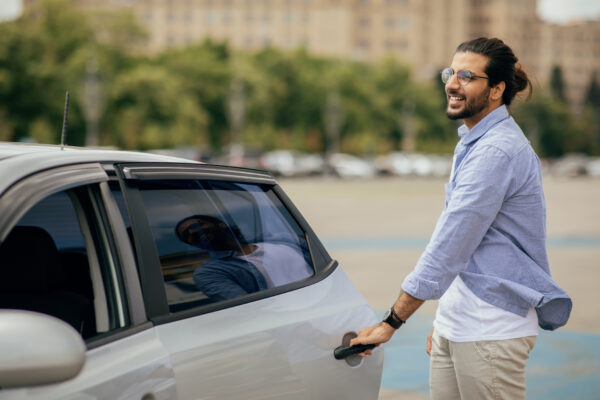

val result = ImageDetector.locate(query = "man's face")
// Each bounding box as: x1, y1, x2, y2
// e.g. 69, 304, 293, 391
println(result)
445, 52, 493, 128
178, 218, 232, 250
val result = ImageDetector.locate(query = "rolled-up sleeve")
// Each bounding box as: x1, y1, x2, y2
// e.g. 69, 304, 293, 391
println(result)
402, 144, 514, 300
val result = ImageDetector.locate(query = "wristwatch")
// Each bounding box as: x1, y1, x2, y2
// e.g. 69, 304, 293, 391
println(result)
382, 307, 405, 329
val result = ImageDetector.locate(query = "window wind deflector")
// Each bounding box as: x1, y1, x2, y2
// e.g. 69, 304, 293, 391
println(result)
119, 163, 276, 185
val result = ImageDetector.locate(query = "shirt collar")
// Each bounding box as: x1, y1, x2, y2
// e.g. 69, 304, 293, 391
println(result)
457, 105, 510, 145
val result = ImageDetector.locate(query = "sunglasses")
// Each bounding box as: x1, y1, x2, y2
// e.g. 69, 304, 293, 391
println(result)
178, 220, 210, 241
441, 67, 488, 86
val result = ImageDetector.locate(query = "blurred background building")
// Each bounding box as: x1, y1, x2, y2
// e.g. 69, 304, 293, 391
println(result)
21, 0, 600, 110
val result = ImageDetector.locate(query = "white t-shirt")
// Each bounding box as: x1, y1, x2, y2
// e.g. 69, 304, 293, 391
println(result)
239, 242, 313, 288
434, 276, 539, 342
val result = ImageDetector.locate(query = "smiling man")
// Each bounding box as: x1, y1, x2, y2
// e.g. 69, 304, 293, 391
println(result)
351, 37, 572, 399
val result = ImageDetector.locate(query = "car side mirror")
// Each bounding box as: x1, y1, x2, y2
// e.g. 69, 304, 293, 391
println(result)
0, 310, 86, 388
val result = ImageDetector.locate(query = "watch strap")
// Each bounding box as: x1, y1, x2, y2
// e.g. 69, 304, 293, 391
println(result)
383, 307, 405, 329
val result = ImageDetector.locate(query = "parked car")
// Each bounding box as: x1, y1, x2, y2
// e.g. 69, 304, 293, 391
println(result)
260, 150, 325, 177
327, 153, 377, 179
586, 157, 600, 177
375, 152, 452, 178
550, 153, 588, 177
0, 142, 383, 399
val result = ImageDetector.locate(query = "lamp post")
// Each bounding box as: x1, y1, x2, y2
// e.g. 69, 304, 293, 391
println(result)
83, 56, 102, 147
227, 77, 246, 166
325, 90, 343, 154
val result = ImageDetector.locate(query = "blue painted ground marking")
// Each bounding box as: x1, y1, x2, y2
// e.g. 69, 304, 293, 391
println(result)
378, 314, 600, 400
324, 236, 600, 250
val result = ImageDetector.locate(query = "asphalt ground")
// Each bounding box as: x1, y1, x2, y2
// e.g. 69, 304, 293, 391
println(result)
279, 176, 600, 400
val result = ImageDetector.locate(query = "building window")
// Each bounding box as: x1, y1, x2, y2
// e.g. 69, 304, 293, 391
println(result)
385, 16, 410, 29
206, 11, 217, 25
358, 17, 370, 27
357, 39, 370, 50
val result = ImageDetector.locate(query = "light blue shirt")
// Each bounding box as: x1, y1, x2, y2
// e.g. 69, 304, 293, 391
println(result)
402, 105, 572, 331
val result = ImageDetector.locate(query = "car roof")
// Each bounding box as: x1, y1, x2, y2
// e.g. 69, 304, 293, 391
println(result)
0, 142, 199, 195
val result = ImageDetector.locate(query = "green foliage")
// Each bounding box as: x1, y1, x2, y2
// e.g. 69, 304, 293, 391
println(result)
0, 1, 598, 157
0, 0, 93, 144
585, 72, 600, 109
107, 64, 207, 149
513, 90, 572, 158
550, 65, 567, 103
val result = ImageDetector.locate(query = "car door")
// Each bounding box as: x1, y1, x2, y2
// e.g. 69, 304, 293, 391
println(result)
0, 164, 176, 400
116, 163, 384, 400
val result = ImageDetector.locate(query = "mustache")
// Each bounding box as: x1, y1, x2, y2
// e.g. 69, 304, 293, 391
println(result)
446, 89, 463, 96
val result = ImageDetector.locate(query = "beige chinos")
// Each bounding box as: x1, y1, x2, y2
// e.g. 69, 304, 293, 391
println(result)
429, 330, 536, 400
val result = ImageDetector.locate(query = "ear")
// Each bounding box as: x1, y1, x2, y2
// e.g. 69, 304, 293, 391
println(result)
490, 81, 506, 102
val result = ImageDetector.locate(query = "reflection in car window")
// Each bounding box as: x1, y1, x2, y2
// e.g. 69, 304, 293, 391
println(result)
135, 180, 314, 311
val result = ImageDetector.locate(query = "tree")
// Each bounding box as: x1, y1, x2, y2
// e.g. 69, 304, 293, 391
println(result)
157, 40, 232, 151
584, 71, 600, 109
582, 72, 600, 155
549, 65, 567, 103
513, 90, 570, 158
107, 64, 207, 150
0, 0, 94, 144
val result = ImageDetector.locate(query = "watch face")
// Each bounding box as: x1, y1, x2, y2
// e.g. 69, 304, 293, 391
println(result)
382, 308, 401, 329
382, 309, 391, 320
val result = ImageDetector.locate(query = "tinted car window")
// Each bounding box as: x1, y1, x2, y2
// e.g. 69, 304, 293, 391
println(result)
17, 191, 85, 251
0, 187, 128, 340
134, 180, 314, 311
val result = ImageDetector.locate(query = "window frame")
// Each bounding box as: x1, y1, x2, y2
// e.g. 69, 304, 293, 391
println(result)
0, 164, 149, 349
115, 163, 338, 325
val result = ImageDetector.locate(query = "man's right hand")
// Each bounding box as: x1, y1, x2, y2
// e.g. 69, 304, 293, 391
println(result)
426, 328, 434, 355
349, 322, 396, 356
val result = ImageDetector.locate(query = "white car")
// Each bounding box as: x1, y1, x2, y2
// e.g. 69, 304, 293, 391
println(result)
0, 143, 383, 399
327, 153, 377, 179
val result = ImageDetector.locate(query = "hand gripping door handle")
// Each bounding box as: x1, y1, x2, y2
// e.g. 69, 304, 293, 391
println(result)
333, 343, 375, 360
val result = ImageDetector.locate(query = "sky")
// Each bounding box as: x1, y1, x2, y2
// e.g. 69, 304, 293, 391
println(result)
0, 0, 600, 23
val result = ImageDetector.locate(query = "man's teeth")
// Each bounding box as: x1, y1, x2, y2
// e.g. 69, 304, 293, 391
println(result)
450, 96, 464, 101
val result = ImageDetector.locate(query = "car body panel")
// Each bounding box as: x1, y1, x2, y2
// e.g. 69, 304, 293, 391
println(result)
0, 327, 176, 400
0, 143, 383, 399
156, 266, 382, 400
0, 143, 193, 196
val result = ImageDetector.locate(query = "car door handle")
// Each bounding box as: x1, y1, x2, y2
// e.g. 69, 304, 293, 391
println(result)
333, 343, 375, 360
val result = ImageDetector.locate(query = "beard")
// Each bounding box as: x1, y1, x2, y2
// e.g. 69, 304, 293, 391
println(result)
446, 87, 491, 120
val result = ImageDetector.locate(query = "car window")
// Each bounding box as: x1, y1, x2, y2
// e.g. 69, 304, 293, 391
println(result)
133, 180, 314, 312
0, 186, 129, 341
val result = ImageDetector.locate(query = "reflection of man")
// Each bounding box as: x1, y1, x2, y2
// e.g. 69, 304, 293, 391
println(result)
350, 37, 571, 399
175, 215, 312, 302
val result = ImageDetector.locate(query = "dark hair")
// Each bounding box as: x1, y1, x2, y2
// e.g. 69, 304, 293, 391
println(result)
175, 215, 248, 244
456, 37, 532, 106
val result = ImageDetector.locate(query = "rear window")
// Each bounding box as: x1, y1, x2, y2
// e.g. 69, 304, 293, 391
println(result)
134, 180, 313, 312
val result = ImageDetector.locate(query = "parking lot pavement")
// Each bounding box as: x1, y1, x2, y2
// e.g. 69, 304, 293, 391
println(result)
280, 176, 600, 400
374, 313, 600, 400
378, 389, 428, 400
